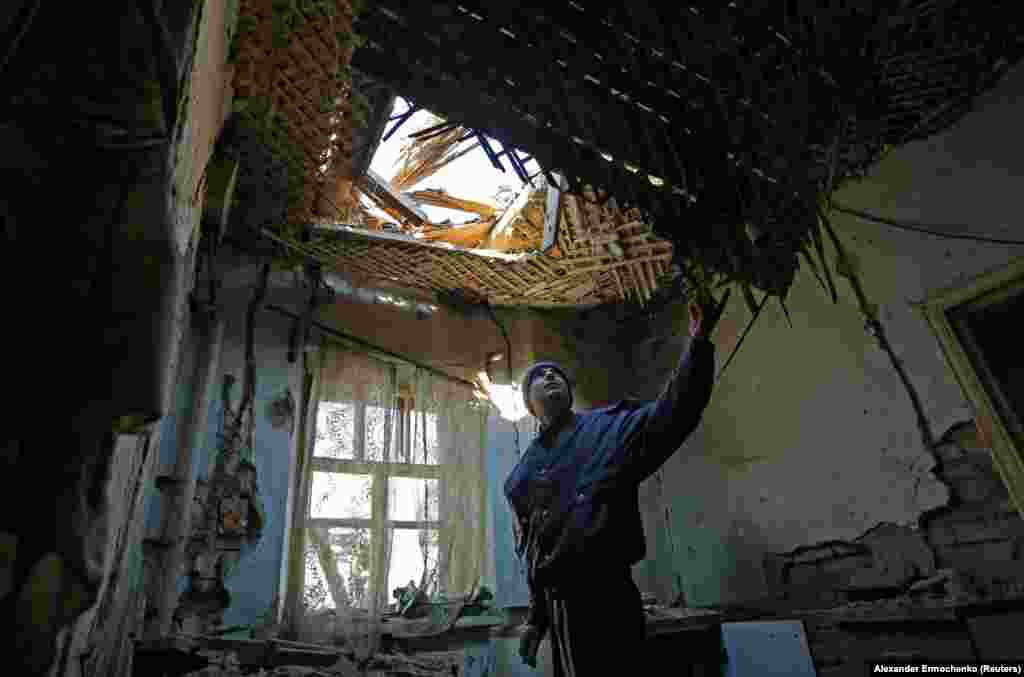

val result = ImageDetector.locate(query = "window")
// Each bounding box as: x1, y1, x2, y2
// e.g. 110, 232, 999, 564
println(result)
922, 258, 1024, 518
303, 398, 442, 612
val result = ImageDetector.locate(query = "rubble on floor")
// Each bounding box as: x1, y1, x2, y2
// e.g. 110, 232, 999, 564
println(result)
142, 633, 462, 677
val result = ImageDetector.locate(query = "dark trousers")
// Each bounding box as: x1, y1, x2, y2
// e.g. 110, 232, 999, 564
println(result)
545, 566, 646, 676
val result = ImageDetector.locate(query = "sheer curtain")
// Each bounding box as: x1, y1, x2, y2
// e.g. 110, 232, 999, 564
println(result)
408, 367, 490, 598
296, 340, 489, 650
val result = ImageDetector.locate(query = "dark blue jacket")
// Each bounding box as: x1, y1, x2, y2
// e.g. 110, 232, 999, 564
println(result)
504, 337, 715, 633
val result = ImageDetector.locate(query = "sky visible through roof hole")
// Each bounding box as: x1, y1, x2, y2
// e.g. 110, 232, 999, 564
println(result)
366, 98, 540, 226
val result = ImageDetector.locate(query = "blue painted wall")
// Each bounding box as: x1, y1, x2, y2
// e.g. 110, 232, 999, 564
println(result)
143, 280, 305, 628
214, 304, 297, 627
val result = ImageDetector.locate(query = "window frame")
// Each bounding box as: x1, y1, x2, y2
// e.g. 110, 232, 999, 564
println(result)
304, 397, 443, 611
920, 257, 1024, 518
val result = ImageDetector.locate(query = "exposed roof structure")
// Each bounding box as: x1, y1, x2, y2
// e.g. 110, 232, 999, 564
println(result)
348, 1, 1023, 299
228, 0, 1023, 308
229, 0, 365, 229
266, 186, 676, 307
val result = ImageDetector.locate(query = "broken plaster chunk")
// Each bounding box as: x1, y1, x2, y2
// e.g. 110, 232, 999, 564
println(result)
914, 473, 951, 510
848, 523, 936, 590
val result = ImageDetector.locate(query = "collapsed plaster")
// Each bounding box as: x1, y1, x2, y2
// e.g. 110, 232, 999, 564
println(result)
762, 419, 1024, 607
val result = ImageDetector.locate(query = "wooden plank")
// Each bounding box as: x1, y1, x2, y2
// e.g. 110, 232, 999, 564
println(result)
574, 232, 621, 246
562, 194, 583, 241
620, 242, 674, 259
564, 276, 597, 302
357, 168, 429, 226
612, 267, 628, 301
560, 247, 671, 268
298, 226, 530, 262
420, 220, 493, 247
522, 268, 595, 298
645, 261, 659, 294
543, 173, 566, 252
407, 189, 498, 218
567, 251, 674, 276
633, 263, 651, 302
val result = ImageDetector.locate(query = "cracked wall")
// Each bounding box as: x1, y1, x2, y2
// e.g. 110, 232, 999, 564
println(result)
762, 420, 1023, 603
625, 62, 1024, 608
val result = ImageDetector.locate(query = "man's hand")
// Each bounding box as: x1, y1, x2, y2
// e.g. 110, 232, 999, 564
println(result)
519, 625, 543, 668
689, 288, 729, 340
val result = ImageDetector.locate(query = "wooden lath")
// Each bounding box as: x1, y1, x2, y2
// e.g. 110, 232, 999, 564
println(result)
275, 183, 675, 307
418, 221, 492, 248
232, 0, 363, 227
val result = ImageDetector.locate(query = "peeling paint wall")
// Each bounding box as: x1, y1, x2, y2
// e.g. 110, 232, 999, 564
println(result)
630, 62, 1024, 607
141, 267, 313, 631
201, 278, 310, 629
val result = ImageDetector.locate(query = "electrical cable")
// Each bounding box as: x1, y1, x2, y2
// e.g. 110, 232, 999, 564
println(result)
483, 301, 523, 456
830, 200, 1024, 246
265, 304, 478, 390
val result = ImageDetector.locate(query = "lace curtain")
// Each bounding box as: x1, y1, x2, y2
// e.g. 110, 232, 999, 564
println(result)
295, 339, 489, 651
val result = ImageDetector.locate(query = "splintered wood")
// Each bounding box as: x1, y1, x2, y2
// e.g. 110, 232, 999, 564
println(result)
278, 188, 674, 307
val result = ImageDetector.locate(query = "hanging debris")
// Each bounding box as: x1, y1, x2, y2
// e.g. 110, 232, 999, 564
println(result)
342, 0, 1023, 301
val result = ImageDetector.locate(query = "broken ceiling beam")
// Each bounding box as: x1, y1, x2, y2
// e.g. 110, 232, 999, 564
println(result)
284, 225, 529, 262
544, 173, 566, 253
406, 189, 499, 219
356, 168, 429, 228
419, 220, 492, 249
575, 232, 621, 247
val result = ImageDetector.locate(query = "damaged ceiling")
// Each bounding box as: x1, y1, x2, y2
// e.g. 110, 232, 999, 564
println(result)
345, 0, 1022, 306
223, 0, 1022, 310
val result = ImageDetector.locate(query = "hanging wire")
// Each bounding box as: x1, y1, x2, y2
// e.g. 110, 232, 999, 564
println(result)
483, 301, 522, 455
830, 200, 1024, 246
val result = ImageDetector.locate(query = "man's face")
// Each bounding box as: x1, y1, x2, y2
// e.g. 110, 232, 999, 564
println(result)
528, 367, 571, 419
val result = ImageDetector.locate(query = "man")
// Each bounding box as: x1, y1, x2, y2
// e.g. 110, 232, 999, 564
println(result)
504, 299, 722, 674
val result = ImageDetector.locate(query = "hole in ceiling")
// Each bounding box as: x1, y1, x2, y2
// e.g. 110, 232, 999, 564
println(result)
361, 97, 540, 228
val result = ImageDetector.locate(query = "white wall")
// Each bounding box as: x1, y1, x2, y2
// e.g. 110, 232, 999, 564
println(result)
637, 62, 1024, 606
